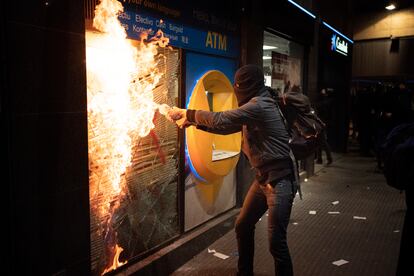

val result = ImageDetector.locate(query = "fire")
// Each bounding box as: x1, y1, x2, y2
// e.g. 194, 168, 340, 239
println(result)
86, 0, 170, 274
102, 244, 127, 275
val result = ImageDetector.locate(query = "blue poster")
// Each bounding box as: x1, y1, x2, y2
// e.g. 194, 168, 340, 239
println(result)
118, 10, 240, 58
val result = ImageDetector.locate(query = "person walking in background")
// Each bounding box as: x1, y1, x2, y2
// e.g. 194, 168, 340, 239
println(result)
356, 86, 377, 156
315, 88, 333, 165
372, 84, 393, 171
316, 129, 333, 165
350, 86, 359, 140
167, 65, 298, 276
391, 82, 414, 126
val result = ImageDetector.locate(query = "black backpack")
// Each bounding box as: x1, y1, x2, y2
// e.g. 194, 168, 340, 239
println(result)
272, 90, 326, 160
381, 123, 414, 190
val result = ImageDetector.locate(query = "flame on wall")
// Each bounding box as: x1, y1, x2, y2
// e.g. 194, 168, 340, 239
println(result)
85, 0, 169, 274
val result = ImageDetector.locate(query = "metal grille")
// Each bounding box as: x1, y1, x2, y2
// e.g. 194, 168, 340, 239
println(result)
87, 39, 181, 274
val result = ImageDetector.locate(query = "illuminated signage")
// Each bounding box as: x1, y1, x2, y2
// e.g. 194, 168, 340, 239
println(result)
205, 31, 227, 51
118, 10, 239, 58
331, 34, 348, 56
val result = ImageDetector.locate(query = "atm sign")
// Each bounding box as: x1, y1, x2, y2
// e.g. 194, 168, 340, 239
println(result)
205, 31, 227, 51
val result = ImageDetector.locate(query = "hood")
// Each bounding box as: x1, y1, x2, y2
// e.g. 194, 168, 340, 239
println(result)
233, 64, 265, 106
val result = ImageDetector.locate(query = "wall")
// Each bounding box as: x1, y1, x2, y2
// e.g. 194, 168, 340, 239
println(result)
241, 0, 264, 66
354, 7, 414, 40
352, 38, 414, 78
352, 7, 414, 79
4, 1, 91, 275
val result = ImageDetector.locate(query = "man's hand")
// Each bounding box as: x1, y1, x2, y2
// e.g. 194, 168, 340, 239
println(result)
167, 107, 192, 128
167, 107, 186, 121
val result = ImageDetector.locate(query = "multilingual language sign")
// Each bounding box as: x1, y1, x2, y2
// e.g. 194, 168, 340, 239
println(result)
118, 9, 240, 58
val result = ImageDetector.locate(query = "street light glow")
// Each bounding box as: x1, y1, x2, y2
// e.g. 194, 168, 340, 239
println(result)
385, 4, 396, 10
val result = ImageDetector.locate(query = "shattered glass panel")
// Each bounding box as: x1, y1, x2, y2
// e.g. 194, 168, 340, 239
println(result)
118, 46, 180, 258
89, 44, 180, 274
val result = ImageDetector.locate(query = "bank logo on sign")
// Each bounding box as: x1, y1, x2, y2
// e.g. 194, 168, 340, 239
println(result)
331, 34, 348, 56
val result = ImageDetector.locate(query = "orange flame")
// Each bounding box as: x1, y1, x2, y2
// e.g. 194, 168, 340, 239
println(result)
86, 0, 170, 274
101, 244, 128, 275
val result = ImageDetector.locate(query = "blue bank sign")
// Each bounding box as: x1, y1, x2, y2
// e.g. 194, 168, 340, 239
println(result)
331, 34, 348, 56
118, 10, 239, 58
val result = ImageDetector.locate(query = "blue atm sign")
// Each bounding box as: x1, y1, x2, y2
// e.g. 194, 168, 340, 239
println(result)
118, 10, 239, 58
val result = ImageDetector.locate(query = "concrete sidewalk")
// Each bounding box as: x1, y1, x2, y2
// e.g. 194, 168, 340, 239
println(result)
171, 153, 406, 276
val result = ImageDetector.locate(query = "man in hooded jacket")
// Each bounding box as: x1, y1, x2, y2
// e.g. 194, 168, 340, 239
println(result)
168, 64, 298, 276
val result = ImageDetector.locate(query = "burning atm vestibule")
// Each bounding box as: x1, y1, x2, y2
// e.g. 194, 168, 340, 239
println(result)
186, 70, 241, 182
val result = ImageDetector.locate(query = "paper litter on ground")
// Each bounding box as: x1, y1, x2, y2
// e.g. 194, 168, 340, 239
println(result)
332, 259, 349, 266
213, 252, 230, 260
353, 216, 367, 220
328, 211, 340, 214
331, 201, 339, 205
309, 210, 317, 215
208, 248, 229, 259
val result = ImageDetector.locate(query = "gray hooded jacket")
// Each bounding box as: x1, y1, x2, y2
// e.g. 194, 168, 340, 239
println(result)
187, 88, 295, 184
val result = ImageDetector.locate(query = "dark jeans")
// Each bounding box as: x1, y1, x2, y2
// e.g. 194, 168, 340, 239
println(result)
235, 178, 297, 276
316, 131, 332, 163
